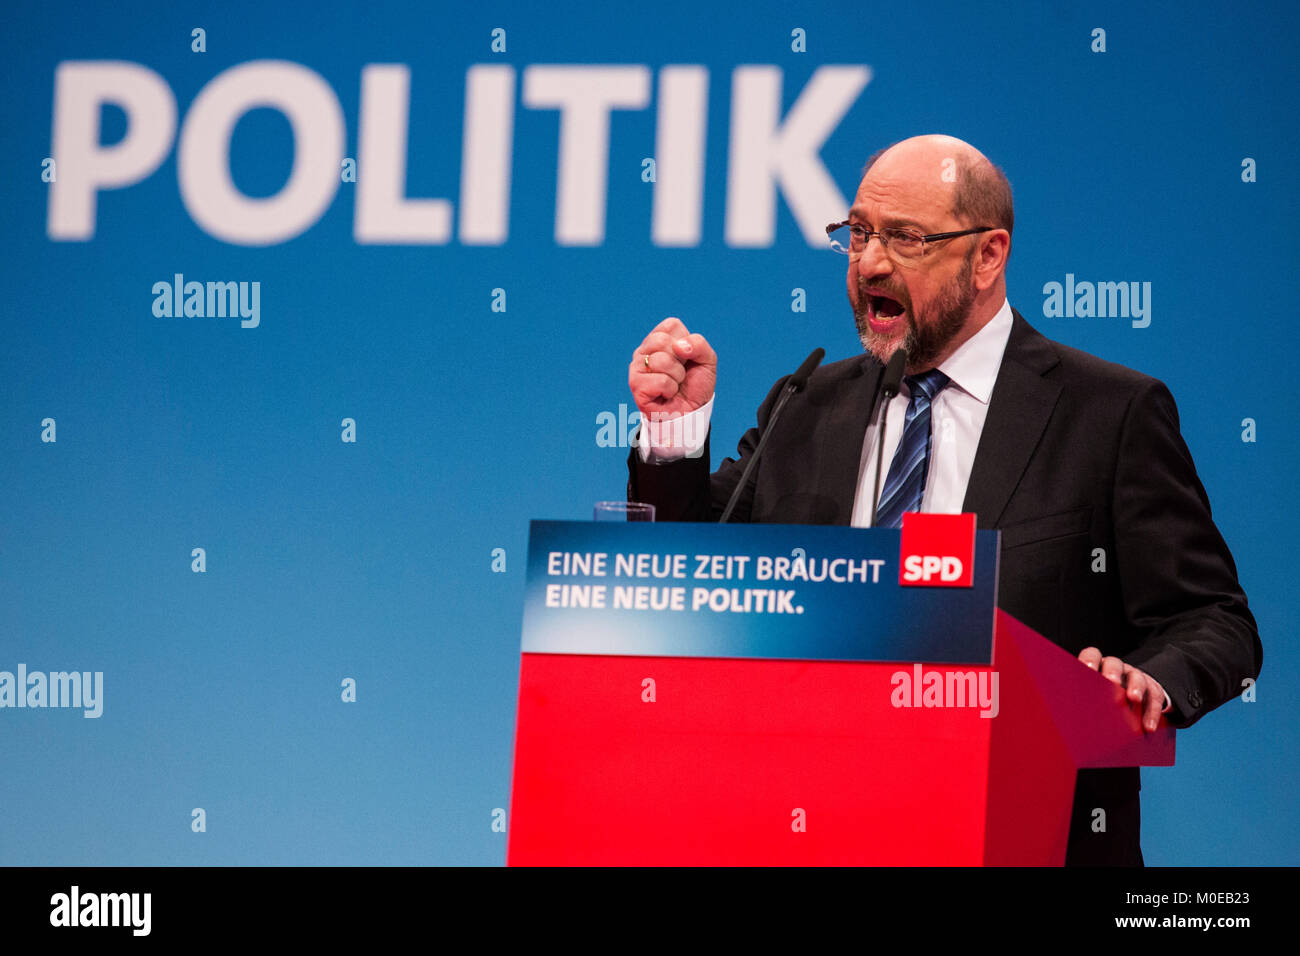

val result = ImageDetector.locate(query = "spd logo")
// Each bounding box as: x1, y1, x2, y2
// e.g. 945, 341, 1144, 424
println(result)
898, 512, 976, 588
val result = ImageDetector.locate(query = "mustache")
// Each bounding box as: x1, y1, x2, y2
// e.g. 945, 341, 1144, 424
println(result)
858, 282, 908, 304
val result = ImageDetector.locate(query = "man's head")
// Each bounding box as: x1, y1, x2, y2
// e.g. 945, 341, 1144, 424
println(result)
844, 135, 1013, 374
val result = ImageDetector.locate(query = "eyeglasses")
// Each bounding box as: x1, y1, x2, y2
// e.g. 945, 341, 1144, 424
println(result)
826, 221, 994, 262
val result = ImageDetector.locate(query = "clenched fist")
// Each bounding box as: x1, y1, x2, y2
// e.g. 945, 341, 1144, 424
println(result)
628, 317, 717, 420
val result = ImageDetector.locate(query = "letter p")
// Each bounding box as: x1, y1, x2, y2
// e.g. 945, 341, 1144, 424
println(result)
49, 61, 177, 240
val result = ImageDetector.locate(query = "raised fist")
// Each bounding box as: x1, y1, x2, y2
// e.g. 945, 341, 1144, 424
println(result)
628, 316, 717, 420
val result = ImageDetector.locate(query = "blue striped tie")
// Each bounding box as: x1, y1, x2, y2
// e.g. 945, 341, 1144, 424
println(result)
874, 369, 950, 529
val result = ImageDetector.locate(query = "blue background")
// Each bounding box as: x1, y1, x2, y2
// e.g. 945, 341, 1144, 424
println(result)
1, 0, 1295, 865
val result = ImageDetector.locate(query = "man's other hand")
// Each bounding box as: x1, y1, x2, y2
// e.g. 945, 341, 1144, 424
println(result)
1078, 647, 1169, 733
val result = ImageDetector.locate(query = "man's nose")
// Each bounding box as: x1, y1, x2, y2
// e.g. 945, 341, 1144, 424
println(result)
855, 236, 893, 281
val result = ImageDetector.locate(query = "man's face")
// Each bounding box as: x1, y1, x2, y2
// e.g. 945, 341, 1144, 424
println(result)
846, 161, 979, 372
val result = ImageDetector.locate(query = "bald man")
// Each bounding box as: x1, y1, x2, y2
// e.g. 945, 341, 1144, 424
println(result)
625, 135, 1261, 866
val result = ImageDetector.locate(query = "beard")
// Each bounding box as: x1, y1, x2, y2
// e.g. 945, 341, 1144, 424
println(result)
855, 250, 976, 373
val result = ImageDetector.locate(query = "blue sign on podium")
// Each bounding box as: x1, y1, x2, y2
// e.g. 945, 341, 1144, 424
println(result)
522, 521, 1000, 664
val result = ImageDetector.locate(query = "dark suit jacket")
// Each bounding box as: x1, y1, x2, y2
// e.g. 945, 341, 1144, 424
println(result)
627, 307, 1262, 865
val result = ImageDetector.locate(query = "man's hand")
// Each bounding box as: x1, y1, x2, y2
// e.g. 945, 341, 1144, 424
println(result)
629, 317, 717, 420
1078, 647, 1168, 733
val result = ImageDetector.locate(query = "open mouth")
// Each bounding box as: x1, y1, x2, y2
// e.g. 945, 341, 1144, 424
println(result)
866, 291, 906, 331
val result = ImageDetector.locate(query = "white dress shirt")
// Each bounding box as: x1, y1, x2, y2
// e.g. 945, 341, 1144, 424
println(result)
850, 298, 1013, 525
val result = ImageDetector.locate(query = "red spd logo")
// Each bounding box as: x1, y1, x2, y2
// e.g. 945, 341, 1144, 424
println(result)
898, 512, 976, 587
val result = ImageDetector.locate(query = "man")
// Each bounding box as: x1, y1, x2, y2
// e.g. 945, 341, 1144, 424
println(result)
623, 134, 1261, 866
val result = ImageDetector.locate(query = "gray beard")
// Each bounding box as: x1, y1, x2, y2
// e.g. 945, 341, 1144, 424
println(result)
856, 252, 976, 373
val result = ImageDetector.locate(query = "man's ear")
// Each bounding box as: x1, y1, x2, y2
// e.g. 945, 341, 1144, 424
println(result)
974, 231, 1010, 290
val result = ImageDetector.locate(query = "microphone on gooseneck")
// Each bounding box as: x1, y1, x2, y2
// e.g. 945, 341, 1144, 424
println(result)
785, 347, 825, 392
719, 347, 825, 524
869, 348, 908, 528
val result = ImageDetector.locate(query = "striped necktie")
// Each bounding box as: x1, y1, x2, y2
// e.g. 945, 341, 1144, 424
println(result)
874, 368, 950, 529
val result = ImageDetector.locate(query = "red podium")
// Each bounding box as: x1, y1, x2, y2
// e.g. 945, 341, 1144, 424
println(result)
507, 521, 1174, 866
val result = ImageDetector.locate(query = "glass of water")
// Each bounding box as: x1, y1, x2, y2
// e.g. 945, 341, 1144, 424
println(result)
594, 501, 656, 522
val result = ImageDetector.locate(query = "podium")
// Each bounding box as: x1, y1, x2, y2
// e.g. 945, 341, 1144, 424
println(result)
507, 519, 1174, 865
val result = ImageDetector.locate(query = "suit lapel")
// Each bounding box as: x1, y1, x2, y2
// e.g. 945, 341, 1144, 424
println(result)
961, 309, 1063, 528
816, 355, 881, 524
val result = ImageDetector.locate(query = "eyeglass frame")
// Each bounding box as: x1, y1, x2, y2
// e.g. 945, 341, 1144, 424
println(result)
825, 220, 995, 261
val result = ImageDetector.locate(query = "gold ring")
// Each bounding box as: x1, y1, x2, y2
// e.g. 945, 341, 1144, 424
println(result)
643, 353, 651, 369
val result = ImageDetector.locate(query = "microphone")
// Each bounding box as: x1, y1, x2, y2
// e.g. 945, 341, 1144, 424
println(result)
787, 347, 824, 391
869, 348, 907, 528
719, 347, 825, 523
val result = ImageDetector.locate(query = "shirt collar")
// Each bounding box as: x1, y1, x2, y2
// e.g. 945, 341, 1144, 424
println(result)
933, 297, 1013, 405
